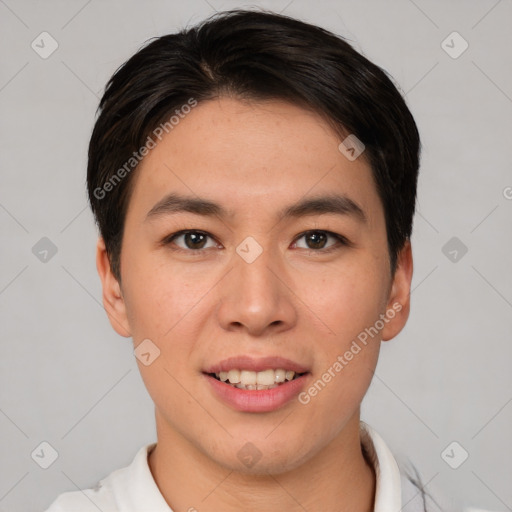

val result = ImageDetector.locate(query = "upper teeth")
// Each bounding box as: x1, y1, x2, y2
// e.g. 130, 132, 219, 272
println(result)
216, 369, 297, 386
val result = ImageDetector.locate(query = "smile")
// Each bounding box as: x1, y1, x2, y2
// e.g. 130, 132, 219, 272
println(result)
203, 373, 310, 413
209, 368, 304, 390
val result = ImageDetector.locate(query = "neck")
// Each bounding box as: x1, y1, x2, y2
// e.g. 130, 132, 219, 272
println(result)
148, 411, 375, 512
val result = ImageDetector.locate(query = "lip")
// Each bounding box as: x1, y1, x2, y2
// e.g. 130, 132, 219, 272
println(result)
204, 372, 310, 413
203, 355, 309, 374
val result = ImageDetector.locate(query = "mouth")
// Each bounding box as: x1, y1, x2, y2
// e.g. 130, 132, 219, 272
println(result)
203, 356, 311, 412
206, 369, 308, 391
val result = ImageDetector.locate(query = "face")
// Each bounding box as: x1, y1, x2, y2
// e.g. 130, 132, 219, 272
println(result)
97, 96, 412, 474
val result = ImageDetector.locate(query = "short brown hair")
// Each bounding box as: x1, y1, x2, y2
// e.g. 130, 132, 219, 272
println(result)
87, 8, 421, 282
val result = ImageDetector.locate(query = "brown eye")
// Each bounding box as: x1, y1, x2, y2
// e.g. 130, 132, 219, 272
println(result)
181, 232, 208, 249
163, 230, 216, 252
305, 231, 328, 249
294, 230, 349, 252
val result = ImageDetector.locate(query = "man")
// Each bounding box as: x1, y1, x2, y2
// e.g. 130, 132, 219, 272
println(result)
46, 8, 439, 511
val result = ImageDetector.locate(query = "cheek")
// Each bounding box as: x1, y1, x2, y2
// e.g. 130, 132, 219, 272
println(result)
300, 260, 388, 343
123, 263, 207, 415
300, 322, 380, 434
121, 251, 207, 340
298, 257, 386, 405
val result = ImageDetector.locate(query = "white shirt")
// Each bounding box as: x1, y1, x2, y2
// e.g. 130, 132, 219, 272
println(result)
44, 422, 431, 511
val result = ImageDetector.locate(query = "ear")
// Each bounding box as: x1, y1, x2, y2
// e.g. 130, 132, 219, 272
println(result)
381, 240, 413, 342
95, 237, 131, 337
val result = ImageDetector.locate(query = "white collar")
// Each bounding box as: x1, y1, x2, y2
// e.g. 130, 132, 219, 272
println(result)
360, 420, 403, 511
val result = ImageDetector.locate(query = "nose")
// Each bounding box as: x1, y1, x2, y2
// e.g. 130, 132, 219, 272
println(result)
215, 239, 298, 337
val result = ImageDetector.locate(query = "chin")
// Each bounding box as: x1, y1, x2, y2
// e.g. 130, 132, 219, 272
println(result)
205, 435, 315, 476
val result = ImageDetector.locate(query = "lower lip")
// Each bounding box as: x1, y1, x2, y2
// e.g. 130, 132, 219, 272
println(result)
204, 373, 309, 413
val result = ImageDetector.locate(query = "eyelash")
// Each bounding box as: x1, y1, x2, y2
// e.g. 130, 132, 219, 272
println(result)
160, 229, 352, 255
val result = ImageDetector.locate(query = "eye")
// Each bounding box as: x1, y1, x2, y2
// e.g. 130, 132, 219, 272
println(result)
162, 230, 218, 253
293, 230, 350, 253
161, 229, 351, 255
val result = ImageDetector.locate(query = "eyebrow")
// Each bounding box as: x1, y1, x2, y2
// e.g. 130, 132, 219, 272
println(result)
145, 192, 367, 224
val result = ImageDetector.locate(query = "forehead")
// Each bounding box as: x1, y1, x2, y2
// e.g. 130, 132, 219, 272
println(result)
126, 97, 383, 228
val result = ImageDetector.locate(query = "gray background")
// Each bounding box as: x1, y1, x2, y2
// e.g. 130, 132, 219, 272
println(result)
1, 0, 511, 511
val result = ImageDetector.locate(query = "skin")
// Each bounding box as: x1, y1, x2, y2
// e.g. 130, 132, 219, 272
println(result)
96, 96, 413, 512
